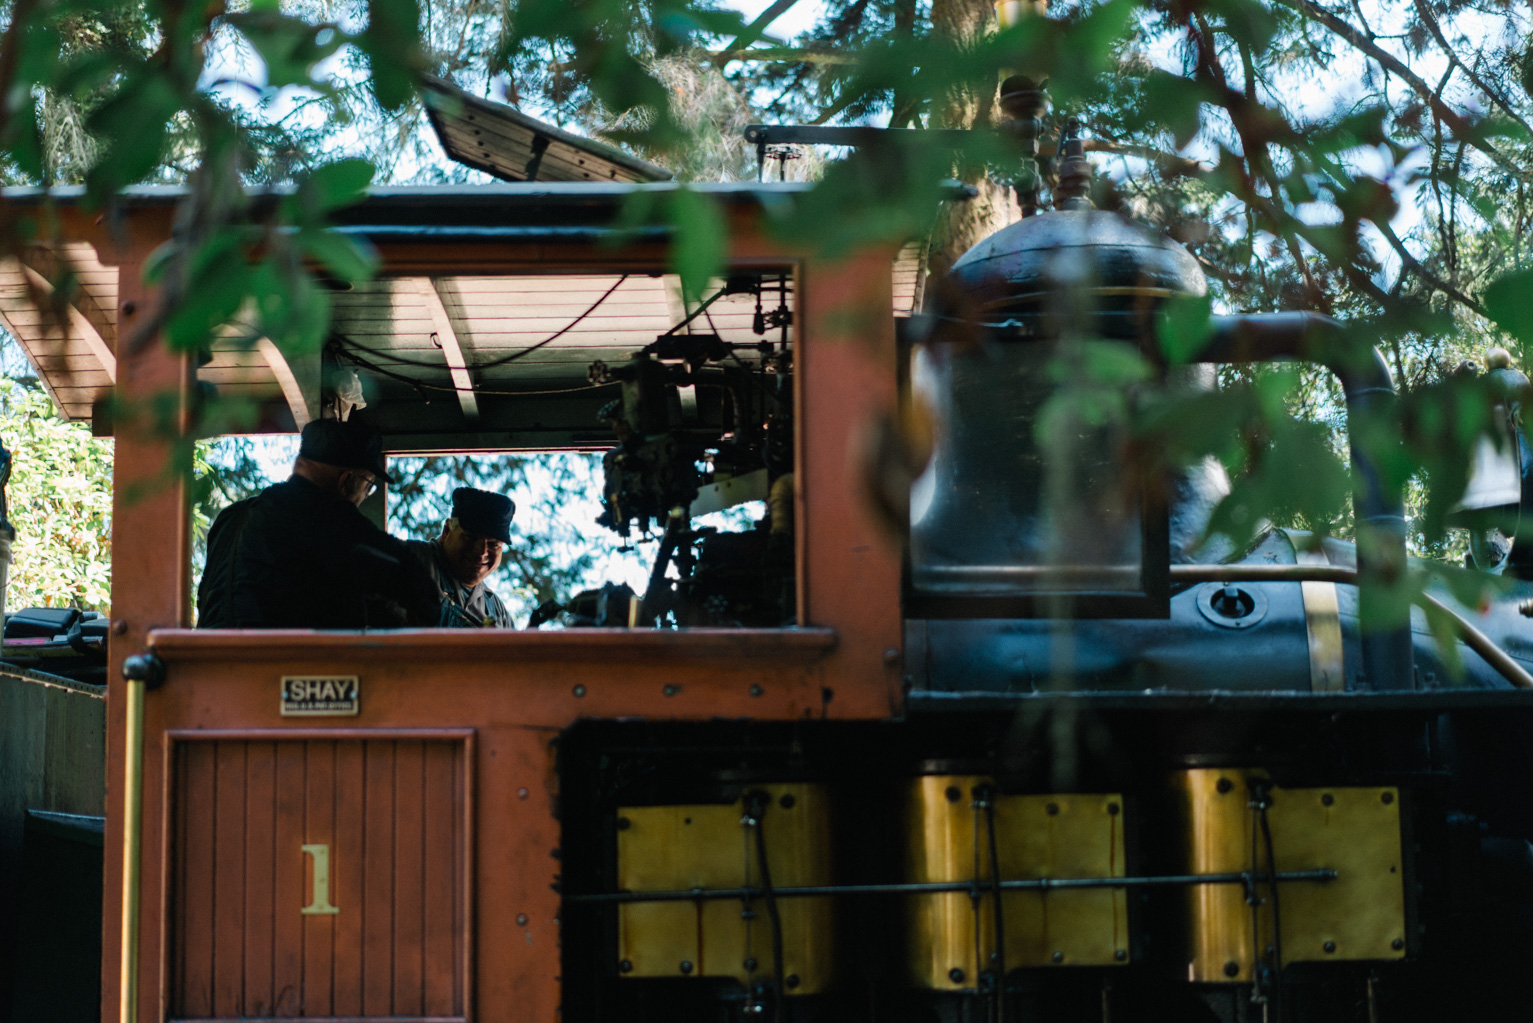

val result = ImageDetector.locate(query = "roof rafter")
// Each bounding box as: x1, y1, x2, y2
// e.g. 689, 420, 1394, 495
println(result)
413, 277, 480, 424
255, 337, 316, 429
18, 263, 116, 383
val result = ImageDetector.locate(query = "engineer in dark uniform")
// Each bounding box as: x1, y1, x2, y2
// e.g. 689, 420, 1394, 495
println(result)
197, 418, 440, 629
408, 487, 516, 628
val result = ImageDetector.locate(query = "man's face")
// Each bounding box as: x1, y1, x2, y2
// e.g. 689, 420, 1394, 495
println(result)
441, 521, 504, 587
340, 470, 377, 508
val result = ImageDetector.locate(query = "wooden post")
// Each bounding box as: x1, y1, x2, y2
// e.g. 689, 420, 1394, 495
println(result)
102, 209, 192, 1023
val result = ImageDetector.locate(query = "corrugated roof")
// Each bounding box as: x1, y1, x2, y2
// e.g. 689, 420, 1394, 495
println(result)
421, 77, 673, 184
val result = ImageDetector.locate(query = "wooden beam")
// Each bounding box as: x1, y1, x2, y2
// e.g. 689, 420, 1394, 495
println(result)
255, 338, 315, 429
413, 277, 479, 424
18, 264, 117, 382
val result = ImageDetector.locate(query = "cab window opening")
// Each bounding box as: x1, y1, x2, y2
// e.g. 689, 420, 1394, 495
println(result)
191, 266, 799, 631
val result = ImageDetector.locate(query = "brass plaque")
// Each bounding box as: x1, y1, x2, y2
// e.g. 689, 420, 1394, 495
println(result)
1176, 768, 1406, 983
279, 675, 359, 717
905, 776, 1129, 989
615, 784, 833, 993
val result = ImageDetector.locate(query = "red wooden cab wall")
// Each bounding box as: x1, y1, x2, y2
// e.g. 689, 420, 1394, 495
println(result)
100, 195, 904, 1022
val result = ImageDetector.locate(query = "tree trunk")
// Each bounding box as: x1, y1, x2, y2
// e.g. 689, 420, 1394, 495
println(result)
926, 0, 1018, 279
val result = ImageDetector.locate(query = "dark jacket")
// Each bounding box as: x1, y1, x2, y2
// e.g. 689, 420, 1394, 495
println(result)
197, 476, 440, 629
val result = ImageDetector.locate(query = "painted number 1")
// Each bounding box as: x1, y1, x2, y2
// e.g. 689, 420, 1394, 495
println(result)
301, 844, 340, 916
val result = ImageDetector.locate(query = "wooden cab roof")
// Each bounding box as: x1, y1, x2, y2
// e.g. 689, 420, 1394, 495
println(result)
0, 183, 925, 445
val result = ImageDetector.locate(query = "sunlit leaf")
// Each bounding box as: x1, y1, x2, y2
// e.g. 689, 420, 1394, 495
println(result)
299, 229, 380, 285
667, 187, 725, 303
1156, 294, 1214, 364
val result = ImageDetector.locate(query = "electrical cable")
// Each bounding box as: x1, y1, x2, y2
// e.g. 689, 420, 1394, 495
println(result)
982, 790, 1008, 1023
330, 274, 632, 372
658, 285, 733, 340
748, 792, 786, 1023
334, 345, 618, 397
1247, 793, 1266, 1008
1258, 792, 1283, 1023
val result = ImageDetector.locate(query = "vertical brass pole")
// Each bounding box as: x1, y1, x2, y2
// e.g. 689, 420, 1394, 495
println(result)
119, 675, 145, 1023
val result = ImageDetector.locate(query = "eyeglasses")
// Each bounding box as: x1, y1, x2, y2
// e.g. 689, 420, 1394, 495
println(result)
345, 472, 380, 499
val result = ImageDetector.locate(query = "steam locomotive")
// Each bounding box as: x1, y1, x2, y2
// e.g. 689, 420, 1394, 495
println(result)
3, 78, 1533, 1023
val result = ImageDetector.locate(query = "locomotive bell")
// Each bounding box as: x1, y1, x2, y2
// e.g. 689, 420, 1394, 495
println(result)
946, 208, 1206, 328
909, 203, 1207, 605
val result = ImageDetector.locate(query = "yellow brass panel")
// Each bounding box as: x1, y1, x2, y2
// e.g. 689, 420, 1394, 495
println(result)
1176, 769, 1406, 983
1178, 768, 1263, 983
615, 784, 833, 993
1268, 785, 1406, 964
905, 776, 1129, 988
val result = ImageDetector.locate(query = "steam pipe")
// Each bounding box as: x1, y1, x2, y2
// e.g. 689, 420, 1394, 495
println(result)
1197, 312, 1413, 690
1170, 564, 1533, 691
564, 869, 1339, 905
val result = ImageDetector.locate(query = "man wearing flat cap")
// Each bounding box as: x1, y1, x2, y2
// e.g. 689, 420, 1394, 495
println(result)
198, 418, 440, 629
407, 487, 516, 628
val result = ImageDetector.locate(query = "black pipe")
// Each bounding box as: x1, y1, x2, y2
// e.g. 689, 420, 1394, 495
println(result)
1198, 312, 1413, 691
562, 869, 1339, 905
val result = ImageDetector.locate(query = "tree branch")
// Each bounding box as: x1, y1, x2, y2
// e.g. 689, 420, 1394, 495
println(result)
555, 46, 857, 72
1191, 18, 1327, 308
706, 46, 858, 65
712, 0, 800, 66
1082, 138, 1207, 177
1374, 216, 1488, 316
1273, 0, 1522, 175
1409, 0, 1533, 139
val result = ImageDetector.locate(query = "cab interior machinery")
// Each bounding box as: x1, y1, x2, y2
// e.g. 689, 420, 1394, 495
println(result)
320, 266, 800, 630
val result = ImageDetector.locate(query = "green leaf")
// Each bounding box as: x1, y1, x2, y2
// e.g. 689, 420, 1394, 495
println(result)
1419, 593, 1466, 681
358, 0, 423, 110
299, 158, 376, 215
84, 71, 180, 194
1213, 0, 1279, 51
163, 234, 252, 351
666, 188, 725, 304
1046, 0, 1135, 100
1141, 72, 1213, 151
299, 229, 380, 285
1075, 341, 1152, 386
226, 11, 347, 89
1484, 269, 1533, 347
1156, 293, 1214, 364
1310, 106, 1390, 154
253, 255, 332, 356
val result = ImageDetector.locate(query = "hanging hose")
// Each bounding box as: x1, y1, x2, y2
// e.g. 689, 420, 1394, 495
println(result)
747, 792, 786, 1023
1257, 789, 1283, 1023
980, 786, 1008, 1023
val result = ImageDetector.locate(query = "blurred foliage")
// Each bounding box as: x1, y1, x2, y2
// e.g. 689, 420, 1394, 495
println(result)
3, 0, 1533, 628
0, 377, 112, 610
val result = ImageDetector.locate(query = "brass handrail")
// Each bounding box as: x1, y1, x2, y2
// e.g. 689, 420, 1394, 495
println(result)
118, 672, 147, 1023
